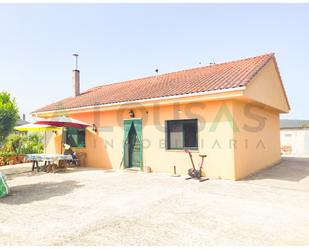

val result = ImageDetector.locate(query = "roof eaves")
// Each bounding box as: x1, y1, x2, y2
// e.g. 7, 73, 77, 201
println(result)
32, 86, 246, 115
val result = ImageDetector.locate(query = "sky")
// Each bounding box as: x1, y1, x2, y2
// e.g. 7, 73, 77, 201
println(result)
0, 3, 308, 121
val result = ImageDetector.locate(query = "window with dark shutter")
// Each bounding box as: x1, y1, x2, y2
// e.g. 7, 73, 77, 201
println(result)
64, 128, 86, 148
166, 119, 198, 150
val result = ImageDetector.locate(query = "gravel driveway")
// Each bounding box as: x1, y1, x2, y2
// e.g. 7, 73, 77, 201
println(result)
0, 157, 309, 246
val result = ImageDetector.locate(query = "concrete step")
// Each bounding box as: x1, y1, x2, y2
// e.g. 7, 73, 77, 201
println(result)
123, 167, 141, 172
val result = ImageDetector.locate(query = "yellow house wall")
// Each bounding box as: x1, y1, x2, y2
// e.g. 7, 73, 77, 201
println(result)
232, 100, 281, 180
43, 100, 237, 179
139, 101, 236, 179
43, 99, 283, 180
244, 58, 290, 113
43, 99, 282, 180
41, 61, 288, 180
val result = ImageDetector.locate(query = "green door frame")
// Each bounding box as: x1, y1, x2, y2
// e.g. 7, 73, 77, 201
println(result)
123, 119, 142, 169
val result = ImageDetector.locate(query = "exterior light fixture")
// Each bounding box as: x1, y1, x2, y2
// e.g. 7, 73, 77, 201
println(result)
129, 110, 135, 118
92, 124, 97, 133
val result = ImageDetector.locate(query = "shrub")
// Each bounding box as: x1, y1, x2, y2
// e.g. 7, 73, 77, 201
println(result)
20, 133, 44, 154
0, 92, 19, 146
0, 133, 44, 165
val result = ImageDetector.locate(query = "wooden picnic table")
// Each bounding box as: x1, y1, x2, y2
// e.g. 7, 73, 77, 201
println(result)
25, 154, 73, 173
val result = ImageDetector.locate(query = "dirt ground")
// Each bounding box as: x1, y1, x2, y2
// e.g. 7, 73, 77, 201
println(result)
0, 157, 309, 246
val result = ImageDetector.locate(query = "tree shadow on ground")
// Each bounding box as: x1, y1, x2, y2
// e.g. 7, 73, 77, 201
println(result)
0, 180, 83, 205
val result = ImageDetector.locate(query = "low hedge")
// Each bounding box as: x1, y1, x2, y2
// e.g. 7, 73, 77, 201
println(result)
0, 133, 43, 166
0, 154, 25, 166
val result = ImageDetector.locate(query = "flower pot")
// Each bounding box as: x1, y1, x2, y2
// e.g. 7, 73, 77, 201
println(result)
9, 156, 16, 165
17, 155, 25, 163
3, 158, 9, 165
144, 166, 152, 173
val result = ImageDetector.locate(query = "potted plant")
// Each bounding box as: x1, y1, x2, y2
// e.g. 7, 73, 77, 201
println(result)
7, 152, 16, 165
17, 154, 25, 163
3, 155, 9, 165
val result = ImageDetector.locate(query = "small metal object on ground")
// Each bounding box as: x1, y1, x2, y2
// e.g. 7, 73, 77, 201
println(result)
171, 165, 181, 177
199, 178, 210, 182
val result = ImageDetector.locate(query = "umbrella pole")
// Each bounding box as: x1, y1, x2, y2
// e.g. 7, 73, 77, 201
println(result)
44, 130, 46, 154
61, 127, 64, 154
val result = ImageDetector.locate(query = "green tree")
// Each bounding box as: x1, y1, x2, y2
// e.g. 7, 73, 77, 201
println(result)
0, 92, 19, 145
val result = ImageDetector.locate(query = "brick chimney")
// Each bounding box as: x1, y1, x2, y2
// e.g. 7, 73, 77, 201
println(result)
72, 54, 80, 97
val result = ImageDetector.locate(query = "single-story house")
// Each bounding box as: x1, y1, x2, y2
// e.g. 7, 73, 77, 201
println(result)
280, 119, 309, 156
32, 53, 290, 180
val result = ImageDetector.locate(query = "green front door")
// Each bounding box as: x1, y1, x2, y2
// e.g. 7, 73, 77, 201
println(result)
128, 125, 140, 167
124, 119, 142, 168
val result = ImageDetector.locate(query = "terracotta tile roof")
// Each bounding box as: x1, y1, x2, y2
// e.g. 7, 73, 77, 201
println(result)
34, 53, 274, 113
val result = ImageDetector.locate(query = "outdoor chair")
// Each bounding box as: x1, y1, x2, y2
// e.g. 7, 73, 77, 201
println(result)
63, 149, 80, 167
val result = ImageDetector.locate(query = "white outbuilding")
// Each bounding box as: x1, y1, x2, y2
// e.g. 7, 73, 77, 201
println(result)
280, 120, 309, 157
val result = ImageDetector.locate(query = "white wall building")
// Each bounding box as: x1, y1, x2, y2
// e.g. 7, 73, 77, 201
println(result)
281, 120, 309, 157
